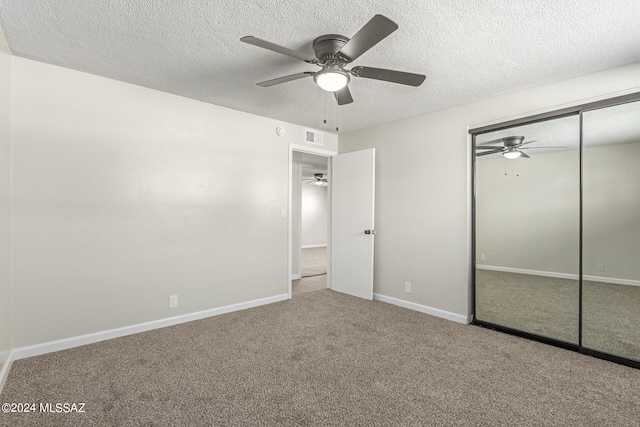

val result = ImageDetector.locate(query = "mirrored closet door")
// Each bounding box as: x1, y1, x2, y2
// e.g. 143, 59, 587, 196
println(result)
582, 100, 640, 362
474, 115, 580, 344
473, 94, 640, 368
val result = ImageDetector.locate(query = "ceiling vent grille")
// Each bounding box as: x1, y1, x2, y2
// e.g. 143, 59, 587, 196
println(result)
305, 129, 324, 146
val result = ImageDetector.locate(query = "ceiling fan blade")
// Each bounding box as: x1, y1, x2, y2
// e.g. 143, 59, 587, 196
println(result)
351, 66, 426, 86
519, 151, 530, 158
334, 85, 354, 105
476, 149, 504, 157
475, 146, 504, 150
477, 138, 507, 146
338, 15, 398, 61
518, 140, 537, 147
241, 36, 317, 63
257, 72, 314, 87
521, 146, 568, 150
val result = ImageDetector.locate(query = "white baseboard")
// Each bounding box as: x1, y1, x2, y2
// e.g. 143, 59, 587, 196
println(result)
0, 350, 8, 364
12, 293, 289, 361
301, 244, 327, 249
476, 264, 578, 280
0, 350, 14, 395
582, 275, 640, 287
477, 264, 640, 286
373, 293, 470, 324
290, 274, 301, 280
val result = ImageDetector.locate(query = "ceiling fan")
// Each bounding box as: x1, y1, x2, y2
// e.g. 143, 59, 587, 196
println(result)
240, 14, 426, 105
303, 174, 328, 186
476, 136, 566, 159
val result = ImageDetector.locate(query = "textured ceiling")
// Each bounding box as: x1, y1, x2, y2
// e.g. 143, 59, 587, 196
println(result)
2, 0, 640, 133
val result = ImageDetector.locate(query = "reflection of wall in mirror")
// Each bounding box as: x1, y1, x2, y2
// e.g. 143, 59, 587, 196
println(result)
476, 148, 580, 276
583, 141, 640, 283
476, 141, 640, 285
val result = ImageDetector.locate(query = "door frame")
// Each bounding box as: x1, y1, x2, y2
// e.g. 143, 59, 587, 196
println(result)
288, 143, 337, 299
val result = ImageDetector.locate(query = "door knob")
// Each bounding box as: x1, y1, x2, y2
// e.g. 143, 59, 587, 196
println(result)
364, 229, 376, 235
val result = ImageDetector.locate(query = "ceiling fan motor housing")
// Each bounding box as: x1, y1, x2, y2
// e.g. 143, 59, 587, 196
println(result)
503, 136, 525, 147
312, 34, 350, 65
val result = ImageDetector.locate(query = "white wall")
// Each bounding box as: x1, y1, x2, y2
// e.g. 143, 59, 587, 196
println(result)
339, 62, 640, 319
10, 57, 337, 348
0, 27, 12, 364
301, 184, 327, 247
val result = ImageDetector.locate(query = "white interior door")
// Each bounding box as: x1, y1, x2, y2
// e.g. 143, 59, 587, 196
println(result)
331, 148, 375, 300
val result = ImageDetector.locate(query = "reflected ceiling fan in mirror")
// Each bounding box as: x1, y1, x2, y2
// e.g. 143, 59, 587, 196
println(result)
476, 136, 567, 159
303, 173, 328, 186
240, 14, 426, 105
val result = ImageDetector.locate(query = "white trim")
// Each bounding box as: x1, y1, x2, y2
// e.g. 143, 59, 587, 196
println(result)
0, 349, 8, 364
326, 159, 333, 290
466, 132, 473, 321
289, 144, 337, 158
301, 244, 327, 249
290, 274, 301, 280
374, 293, 470, 324
0, 350, 14, 395
296, 164, 302, 280
288, 146, 293, 299
582, 275, 640, 287
476, 264, 578, 280
12, 293, 288, 361
477, 264, 640, 286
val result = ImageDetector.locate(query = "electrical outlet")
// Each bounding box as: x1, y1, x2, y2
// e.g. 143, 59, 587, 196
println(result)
480, 254, 486, 261
169, 295, 178, 308
404, 282, 412, 293
596, 263, 604, 272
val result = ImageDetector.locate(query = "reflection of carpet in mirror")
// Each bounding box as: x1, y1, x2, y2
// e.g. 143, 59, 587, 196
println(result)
302, 247, 327, 277
476, 270, 640, 361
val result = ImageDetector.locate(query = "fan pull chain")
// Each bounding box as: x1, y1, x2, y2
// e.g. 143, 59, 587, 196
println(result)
323, 95, 327, 124
503, 159, 520, 177
336, 103, 339, 132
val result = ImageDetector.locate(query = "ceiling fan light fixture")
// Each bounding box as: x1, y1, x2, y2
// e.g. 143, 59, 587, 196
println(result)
314, 65, 350, 92
503, 149, 522, 160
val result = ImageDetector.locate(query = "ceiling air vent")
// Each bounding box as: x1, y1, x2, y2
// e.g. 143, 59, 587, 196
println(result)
305, 129, 324, 146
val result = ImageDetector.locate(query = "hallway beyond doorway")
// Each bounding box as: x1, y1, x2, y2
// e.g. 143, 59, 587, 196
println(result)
293, 274, 326, 295
302, 247, 327, 278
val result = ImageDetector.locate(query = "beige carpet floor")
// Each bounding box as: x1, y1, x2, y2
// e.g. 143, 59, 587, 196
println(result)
301, 247, 326, 277
476, 269, 640, 361
2, 289, 640, 426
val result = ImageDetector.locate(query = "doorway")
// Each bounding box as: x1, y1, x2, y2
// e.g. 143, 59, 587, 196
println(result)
289, 144, 336, 298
